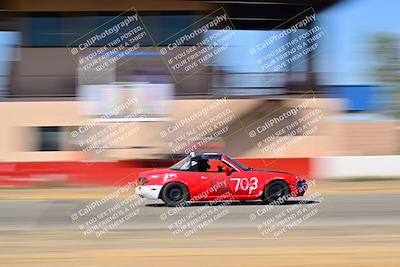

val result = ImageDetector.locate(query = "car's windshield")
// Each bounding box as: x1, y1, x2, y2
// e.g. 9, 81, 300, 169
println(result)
227, 156, 251, 171
170, 156, 191, 170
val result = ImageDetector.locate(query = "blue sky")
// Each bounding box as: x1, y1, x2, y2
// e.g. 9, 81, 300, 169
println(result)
0, 31, 19, 93
2, 0, 399, 87
316, 0, 400, 85
209, 0, 400, 86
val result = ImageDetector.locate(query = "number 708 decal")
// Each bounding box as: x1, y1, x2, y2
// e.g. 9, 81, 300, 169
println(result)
230, 177, 258, 194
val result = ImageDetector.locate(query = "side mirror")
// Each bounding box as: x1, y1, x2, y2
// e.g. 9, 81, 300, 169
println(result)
222, 166, 232, 176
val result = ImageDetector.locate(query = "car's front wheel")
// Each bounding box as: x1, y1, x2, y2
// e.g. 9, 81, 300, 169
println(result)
262, 180, 290, 204
161, 182, 189, 207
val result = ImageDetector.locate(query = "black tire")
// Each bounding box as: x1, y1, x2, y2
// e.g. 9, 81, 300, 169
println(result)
161, 182, 189, 207
262, 180, 290, 204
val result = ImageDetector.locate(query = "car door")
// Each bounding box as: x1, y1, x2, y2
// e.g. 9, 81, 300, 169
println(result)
182, 161, 211, 201
227, 170, 259, 198
205, 159, 234, 199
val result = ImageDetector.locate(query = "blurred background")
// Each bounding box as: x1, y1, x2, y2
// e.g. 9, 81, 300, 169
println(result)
0, 0, 399, 183
1, 1, 400, 267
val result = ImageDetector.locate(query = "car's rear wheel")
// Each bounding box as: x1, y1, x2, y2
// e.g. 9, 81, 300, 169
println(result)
161, 182, 189, 207
262, 180, 290, 204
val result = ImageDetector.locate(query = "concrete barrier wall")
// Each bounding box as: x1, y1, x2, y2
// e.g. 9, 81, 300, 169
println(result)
3, 156, 400, 187
0, 158, 311, 187
313, 156, 400, 178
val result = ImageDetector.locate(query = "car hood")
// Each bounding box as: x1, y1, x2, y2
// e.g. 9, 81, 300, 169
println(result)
248, 169, 294, 175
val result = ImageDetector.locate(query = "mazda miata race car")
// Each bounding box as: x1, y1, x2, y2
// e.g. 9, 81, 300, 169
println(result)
135, 153, 307, 206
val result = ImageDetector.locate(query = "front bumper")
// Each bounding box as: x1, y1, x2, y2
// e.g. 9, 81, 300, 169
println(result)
135, 185, 163, 200
293, 180, 308, 197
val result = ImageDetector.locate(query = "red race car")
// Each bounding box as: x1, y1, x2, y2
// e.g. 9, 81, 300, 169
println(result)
135, 153, 307, 206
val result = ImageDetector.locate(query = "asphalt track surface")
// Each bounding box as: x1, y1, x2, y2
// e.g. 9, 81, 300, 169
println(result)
0, 192, 400, 266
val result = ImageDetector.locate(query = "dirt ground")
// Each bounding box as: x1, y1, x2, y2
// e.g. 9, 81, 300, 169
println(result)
1, 227, 399, 267
0, 180, 399, 266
